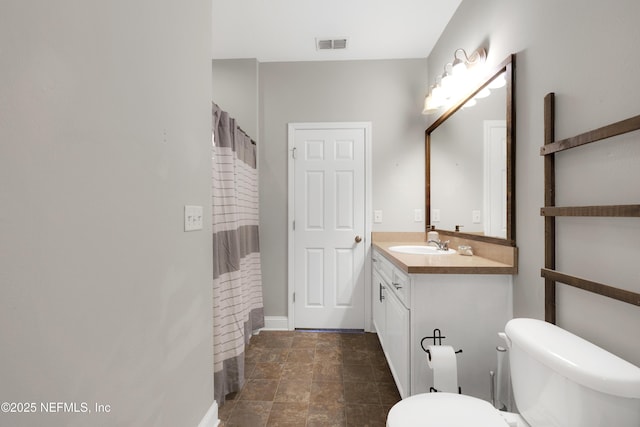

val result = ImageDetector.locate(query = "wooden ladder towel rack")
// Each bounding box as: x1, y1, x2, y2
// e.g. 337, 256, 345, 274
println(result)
541, 93, 640, 324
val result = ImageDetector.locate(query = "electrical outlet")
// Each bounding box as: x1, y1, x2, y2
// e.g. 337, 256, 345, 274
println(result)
184, 205, 203, 231
414, 209, 423, 222
432, 208, 440, 222
374, 210, 383, 224
472, 210, 481, 224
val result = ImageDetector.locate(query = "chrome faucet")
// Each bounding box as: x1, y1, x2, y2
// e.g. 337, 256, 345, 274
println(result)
428, 239, 450, 251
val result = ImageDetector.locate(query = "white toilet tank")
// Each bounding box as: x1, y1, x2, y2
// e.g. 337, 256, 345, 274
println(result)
505, 318, 640, 427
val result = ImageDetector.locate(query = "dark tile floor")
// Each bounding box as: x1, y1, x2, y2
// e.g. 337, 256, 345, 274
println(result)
218, 330, 401, 427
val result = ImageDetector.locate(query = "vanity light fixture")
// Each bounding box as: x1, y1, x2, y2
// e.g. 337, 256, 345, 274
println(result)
440, 63, 455, 94
451, 48, 486, 76
422, 47, 488, 115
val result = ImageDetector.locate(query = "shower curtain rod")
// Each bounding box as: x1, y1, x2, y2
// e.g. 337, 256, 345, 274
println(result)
212, 101, 256, 145
237, 126, 256, 145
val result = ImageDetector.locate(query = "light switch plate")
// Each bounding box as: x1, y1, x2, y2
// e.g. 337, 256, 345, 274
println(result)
414, 209, 423, 222
184, 205, 204, 231
431, 208, 440, 222
374, 210, 383, 224
472, 210, 481, 224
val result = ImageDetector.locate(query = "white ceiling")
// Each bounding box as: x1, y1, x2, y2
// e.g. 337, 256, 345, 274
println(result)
212, 0, 462, 62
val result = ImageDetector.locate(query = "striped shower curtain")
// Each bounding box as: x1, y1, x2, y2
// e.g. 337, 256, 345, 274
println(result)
211, 103, 264, 404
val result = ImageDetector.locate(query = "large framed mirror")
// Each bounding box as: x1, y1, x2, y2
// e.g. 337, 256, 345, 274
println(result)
426, 54, 515, 246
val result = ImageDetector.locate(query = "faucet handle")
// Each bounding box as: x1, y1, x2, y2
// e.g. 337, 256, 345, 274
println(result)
428, 239, 450, 251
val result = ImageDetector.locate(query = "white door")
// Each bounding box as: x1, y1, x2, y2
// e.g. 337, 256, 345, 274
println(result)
289, 123, 369, 329
483, 120, 507, 239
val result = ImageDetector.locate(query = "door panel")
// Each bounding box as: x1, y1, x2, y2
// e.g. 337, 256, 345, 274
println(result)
335, 248, 354, 307
335, 171, 354, 229
306, 171, 325, 229
305, 249, 324, 306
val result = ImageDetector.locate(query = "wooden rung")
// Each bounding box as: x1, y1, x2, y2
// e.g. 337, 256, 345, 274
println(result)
540, 268, 640, 306
540, 114, 640, 156
540, 204, 640, 217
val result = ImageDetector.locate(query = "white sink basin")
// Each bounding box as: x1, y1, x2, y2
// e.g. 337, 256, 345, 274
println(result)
388, 245, 457, 255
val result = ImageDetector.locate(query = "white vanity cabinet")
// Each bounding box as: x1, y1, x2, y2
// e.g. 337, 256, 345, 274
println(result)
371, 248, 512, 402
371, 250, 411, 398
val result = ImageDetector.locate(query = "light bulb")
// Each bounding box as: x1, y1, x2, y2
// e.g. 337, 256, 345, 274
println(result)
452, 58, 466, 76
422, 95, 433, 114
431, 85, 443, 101
440, 73, 456, 99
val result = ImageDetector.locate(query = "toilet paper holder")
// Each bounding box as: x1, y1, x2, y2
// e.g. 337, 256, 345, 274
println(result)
420, 328, 463, 361
421, 329, 463, 394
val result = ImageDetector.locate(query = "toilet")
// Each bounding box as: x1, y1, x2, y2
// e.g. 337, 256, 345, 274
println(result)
387, 318, 640, 427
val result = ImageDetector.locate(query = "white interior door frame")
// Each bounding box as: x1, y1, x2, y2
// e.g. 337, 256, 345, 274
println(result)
287, 122, 372, 331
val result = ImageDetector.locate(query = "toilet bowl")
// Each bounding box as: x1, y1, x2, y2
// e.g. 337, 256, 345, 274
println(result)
386, 393, 529, 427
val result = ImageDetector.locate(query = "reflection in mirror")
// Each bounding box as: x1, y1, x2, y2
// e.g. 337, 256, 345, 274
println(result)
426, 55, 515, 245
431, 80, 506, 236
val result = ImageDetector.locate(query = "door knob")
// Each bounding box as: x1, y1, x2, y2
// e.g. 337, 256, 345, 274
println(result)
355, 235, 362, 243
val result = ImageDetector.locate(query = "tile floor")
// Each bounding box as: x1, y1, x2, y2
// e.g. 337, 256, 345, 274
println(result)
218, 330, 401, 427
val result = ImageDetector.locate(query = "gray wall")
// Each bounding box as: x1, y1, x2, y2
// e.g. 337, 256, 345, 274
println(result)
429, 0, 640, 364
212, 59, 259, 140
259, 59, 428, 316
0, 1, 214, 426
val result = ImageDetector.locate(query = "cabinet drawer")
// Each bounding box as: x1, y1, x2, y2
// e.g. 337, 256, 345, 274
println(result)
391, 268, 410, 307
372, 250, 393, 283
372, 249, 410, 307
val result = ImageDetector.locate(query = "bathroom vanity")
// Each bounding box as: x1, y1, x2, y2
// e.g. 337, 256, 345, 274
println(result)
373, 54, 519, 402
371, 232, 516, 401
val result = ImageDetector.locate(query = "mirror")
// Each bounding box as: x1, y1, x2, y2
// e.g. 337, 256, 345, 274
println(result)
426, 54, 515, 246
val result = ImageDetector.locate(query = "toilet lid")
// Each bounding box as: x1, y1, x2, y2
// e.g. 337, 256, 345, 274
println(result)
387, 393, 511, 427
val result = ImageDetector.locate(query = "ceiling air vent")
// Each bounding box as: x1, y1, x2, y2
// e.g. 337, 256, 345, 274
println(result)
316, 38, 348, 50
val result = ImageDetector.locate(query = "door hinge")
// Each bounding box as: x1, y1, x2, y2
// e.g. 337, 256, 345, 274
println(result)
292, 220, 295, 230
293, 292, 296, 303
291, 146, 297, 159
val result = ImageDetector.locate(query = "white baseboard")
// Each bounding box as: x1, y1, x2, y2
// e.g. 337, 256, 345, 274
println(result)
197, 401, 219, 427
262, 316, 289, 331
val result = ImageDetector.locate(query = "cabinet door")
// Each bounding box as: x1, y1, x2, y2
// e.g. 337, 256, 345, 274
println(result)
372, 270, 386, 346
385, 288, 410, 398
410, 274, 512, 399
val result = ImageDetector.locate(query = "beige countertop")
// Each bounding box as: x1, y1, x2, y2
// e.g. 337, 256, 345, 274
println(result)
372, 232, 517, 275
